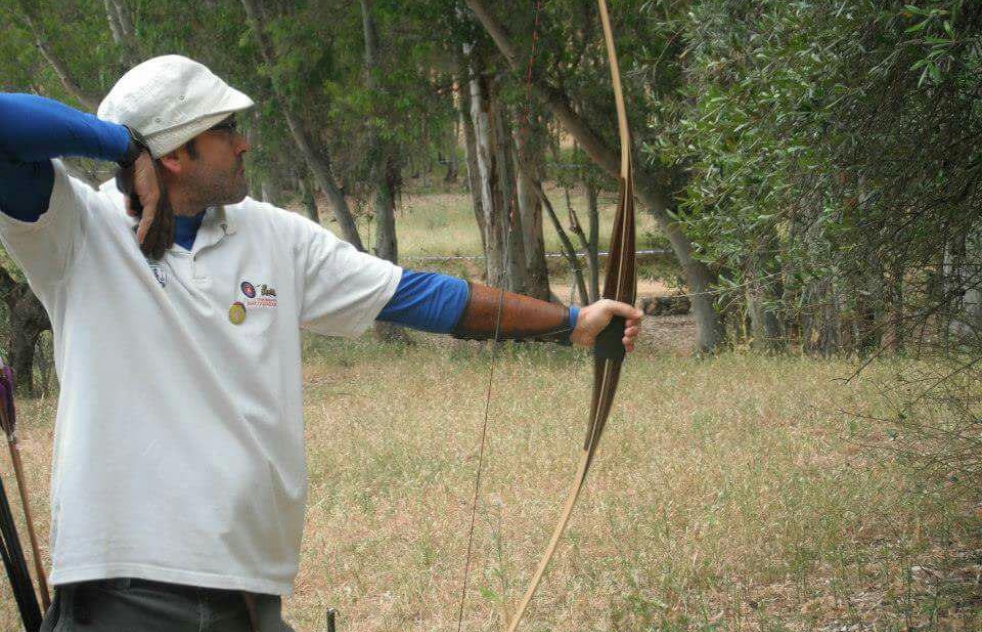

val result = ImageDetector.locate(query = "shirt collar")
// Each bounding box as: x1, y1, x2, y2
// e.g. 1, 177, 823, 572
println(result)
206, 204, 237, 236
189, 205, 237, 253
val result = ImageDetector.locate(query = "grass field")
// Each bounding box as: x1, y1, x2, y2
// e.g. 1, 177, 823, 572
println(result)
293, 342, 982, 632
319, 182, 663, 270
5, 341, 979, 631
1, 187, 980, 631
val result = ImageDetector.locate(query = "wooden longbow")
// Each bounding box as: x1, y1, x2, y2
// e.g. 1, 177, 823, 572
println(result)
502, 1, 637, 630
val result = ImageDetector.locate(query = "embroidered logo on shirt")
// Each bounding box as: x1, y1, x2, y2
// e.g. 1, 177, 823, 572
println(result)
239, 280, 278, 309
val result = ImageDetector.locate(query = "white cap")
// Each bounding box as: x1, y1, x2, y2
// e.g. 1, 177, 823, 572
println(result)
98, 55, 254, 158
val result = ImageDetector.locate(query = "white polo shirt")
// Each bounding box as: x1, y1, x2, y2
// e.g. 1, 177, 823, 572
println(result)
0, 160, 401, 595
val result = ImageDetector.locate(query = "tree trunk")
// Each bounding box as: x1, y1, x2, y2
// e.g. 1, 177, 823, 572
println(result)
360, 0, 399, 265
456, 67, 487, 256
512, 116, 549, 301
465, 0, 725, 352
562, 186, 592, 304
241, 0, 364, 250
887, 258, 905, 352
655, 202, 725, 352
444, 120, 459, 183
104, 0, 125, 45
491, 106, 526, 293
585, 181, 600, 302
111, 0, 134, 37
944, 227, 982, 344
0, 268, 50, 395
420, 119, 432, 188
746, 284, 783, 350
516, 158, 549, 301
360, 0, 410, 343
298, 176, 320, 223
103, 0, 139, 67
745, 242, 784, 350
360, 0, 399, 264
467, 66, 505, 287
530, 179, 589, 304
373, 156, 399, 263
856, 251, 885, 353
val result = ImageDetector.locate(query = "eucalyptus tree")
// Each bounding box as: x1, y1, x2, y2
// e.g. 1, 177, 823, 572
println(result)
667, 0, 982, 501
239, 0, 365, 249
464, 0, 727, 352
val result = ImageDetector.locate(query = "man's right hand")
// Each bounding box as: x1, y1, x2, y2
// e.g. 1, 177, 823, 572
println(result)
116, 152, 174, 260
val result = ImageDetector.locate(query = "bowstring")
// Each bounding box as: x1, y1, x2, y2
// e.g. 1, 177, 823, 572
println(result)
455, 3, 543, 630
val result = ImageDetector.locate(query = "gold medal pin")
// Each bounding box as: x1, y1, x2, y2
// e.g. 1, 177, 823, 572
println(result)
228, 301, 247, 325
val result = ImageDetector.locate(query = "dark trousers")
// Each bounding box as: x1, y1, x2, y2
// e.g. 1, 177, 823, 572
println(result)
40, 578, 295, 632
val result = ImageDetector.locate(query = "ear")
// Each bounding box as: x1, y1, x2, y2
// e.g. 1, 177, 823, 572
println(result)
157, 149, 185, 177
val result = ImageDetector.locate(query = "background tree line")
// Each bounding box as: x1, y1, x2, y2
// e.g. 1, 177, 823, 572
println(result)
0, 1, 979, 435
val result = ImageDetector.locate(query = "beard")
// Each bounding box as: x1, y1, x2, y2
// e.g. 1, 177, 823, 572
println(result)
187, 160, 249, 208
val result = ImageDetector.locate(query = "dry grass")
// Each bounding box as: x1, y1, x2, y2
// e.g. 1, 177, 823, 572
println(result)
287, 340, 982, 632
1, 335, 981, 631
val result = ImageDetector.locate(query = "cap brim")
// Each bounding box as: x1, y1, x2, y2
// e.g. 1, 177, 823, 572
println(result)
146, 87, 254, 158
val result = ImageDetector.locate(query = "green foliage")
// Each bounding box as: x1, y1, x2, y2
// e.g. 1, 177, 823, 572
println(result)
647, 0, 981, 354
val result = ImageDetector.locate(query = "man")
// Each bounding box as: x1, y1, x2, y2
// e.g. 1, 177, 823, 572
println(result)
0, 55, 642, 631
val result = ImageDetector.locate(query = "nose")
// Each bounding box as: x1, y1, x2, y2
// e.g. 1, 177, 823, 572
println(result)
235, 133, 251, 154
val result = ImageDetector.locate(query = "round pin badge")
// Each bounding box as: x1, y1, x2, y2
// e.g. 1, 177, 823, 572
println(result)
241, 281, 256, 298
228, 301, 247, 325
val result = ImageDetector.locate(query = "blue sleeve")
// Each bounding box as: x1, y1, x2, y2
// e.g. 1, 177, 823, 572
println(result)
377, 270, 470, 332
0, 159, 55, 222
0, 94, 131, 221
0, 94, 130, 162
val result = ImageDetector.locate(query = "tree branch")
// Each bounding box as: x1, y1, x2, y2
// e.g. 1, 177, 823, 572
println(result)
18, 8, 100, 111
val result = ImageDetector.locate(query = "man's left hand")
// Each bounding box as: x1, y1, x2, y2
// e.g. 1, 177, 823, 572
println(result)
570, 299, 644, 352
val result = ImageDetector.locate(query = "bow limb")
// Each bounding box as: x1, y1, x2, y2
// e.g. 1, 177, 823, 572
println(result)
0, 364, 50, 610
0, 364, 46, 629
504, 1, 636, 630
